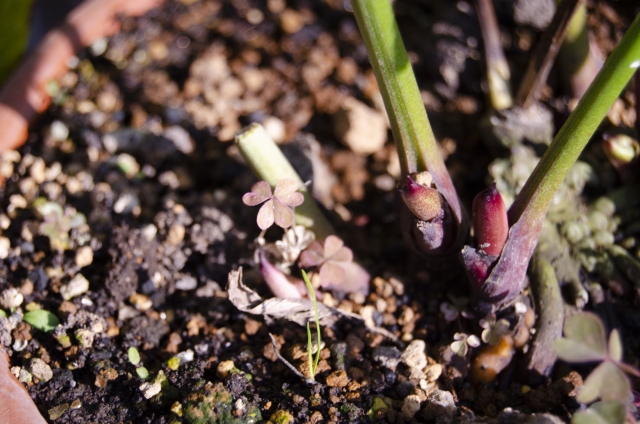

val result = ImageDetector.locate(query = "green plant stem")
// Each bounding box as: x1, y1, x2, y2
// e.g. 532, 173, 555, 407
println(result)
302, 270, 321, 380
235, 123, 334, 239
350, 0, 462, 222
509, 14, 640, 227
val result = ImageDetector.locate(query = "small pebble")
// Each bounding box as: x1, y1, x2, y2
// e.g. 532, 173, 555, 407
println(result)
401, 339, 427, 369
129, 293, 153, 311
30, 358, 53, 382
60, 274, 90, 300
140, 382, 162, 399
164, 126, 194, 154
0, 288, 23, 309
50, 121, 69, 141
325, 370, 350, 388
49, 403, 70, 421
75, 246, 94, 268
372, 346, 402, 371
9, 194, 27, 209
401, 394, 422, 420
0, 237, 9, 259
421, 390, 456, 420
167, 224, 186, 245
176, 276, 197, 291
217, 360, 235, 378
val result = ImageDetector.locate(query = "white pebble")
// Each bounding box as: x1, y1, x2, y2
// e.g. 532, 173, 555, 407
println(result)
61, 274, 90, 300
140, 382, 162, 399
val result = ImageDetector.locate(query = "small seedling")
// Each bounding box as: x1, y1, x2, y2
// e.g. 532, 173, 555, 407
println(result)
302, 270, 321, 382
136, 367, 149, 380
554, 312, 640, 423
128, 347, 141, 366
23, 309, 59, 332
451, 332, 480, 357
479, 313, 510, 346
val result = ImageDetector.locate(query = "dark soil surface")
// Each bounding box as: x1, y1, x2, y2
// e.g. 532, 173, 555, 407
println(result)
2, 0, 640, 423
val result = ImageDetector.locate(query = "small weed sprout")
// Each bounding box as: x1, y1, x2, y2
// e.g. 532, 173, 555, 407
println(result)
451, 332, 481, 357
302, 270, 321, 381
479, 313, 511, 346
554, 312, 640, 424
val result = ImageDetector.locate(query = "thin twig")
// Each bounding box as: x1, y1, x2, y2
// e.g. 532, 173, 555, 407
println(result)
516, 0, 584, 108
268, 333, 320, 385
474, 0, 512, 110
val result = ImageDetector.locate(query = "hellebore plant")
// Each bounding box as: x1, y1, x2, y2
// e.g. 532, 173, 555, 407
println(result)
352, 0, 640, 308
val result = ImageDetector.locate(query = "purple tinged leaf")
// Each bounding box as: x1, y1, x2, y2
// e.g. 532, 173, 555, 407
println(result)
400, 174, 443, 222
335, 261, 370, 295
256, 200, 275, 230
472, 183, 508, 256
273, 179, 304, 207
325, 235, 353, 263
243, 181, 272, 206
273, 198, 295, 228
299, 241, 325, 268
258, 251, 303, 299
554, 312, 608, 363
608, 329, 622, 363
324, 235, 345, 259
577, 361, 630, 404
319, 262, 347, 288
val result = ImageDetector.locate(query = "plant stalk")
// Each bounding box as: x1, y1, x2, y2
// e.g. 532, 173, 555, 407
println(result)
480, 14, 640, 306
350, 0, 462, 223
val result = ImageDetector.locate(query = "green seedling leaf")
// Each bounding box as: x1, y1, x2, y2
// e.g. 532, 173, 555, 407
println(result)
0, 309, 6, 318
608, 329, 622, 363
23, 309, 60, 332
577, 361, 630, 404
136, 367, 149, 380
128, 347, 141, 366
554, 312, 608, 363
572, 401, 626, 424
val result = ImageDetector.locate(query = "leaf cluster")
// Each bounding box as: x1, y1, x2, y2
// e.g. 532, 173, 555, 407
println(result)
554, 312, 639, 424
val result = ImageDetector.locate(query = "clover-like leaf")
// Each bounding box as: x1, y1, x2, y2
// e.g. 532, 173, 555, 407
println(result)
242, 181, 272, 206
572, 401, 627, 424
480, 313, 511, 346
299, 235, 353, 288
577, 361, 630, 404
451, 333, 480, 357
554, 312, 608, 363
23, 309, 59, 332
242, 179, 304, 230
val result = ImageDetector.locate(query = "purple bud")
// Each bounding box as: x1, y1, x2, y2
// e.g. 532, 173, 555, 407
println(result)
400, 174, 442, 222
472, 183, 508, 256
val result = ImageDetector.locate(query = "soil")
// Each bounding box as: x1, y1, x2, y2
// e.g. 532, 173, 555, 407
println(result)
1, 0, 640, 423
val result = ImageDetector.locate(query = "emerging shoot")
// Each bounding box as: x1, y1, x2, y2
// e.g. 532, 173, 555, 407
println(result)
302, 270, 321, 382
